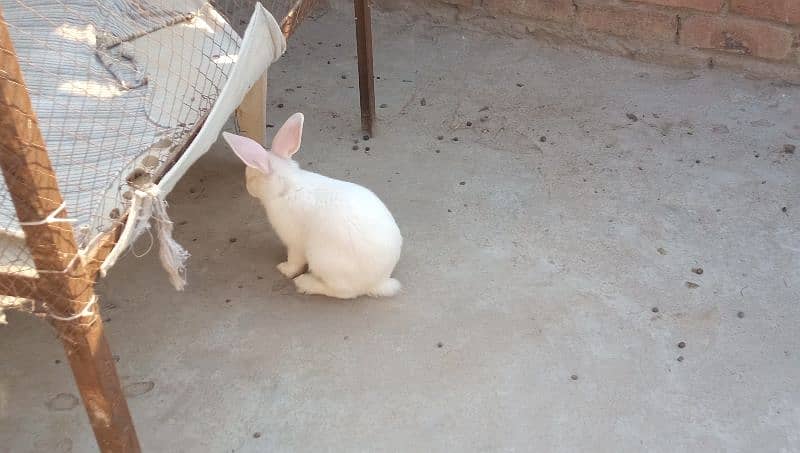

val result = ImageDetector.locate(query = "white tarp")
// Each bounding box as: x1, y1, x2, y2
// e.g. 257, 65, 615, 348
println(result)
161, 4, 284, 193
100, 3, 286, 286
0, 0, 284, 293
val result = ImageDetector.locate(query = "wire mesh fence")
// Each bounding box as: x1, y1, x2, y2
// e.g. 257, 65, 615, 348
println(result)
0, 0, 308, 290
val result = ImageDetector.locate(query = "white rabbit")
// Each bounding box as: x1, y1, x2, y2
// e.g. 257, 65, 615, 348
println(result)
222, 113, 402, 299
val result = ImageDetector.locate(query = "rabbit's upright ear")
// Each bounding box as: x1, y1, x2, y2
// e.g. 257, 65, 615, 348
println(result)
271, 112, 304, 159
223, 132, 271, 174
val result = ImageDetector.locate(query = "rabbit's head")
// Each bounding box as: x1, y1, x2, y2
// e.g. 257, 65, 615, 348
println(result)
223, 112, 304, 178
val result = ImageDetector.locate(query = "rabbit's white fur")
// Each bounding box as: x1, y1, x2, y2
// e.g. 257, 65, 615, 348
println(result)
223, 113, 402, 299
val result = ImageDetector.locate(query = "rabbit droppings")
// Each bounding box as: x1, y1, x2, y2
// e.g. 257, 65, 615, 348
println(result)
222, 113, 402, 299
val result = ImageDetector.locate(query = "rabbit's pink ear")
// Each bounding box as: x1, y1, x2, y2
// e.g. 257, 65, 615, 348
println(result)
271, 112, 304, 159
222, 132, 271, 174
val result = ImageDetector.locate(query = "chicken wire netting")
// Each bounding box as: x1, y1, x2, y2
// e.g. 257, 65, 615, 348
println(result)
0, 0, 304, 283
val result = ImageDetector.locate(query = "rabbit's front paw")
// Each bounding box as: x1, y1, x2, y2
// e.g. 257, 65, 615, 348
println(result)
294, 273, 324, 295
277, 261, 304, 279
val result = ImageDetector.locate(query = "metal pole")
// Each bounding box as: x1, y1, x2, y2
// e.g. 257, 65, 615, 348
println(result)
354, 0, 376, 135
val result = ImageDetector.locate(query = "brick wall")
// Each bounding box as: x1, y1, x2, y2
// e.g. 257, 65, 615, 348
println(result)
393, 0, 800, 79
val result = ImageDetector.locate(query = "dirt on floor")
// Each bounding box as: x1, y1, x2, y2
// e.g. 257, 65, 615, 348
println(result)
1, 1, 799, 452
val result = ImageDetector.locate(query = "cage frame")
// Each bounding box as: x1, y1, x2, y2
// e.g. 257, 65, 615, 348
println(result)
0, 0, 375, 450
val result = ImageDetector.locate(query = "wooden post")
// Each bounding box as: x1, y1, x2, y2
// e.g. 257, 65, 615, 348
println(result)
0, 12, 140, 453
354, 0, 376, 135
235, 73, 268, 145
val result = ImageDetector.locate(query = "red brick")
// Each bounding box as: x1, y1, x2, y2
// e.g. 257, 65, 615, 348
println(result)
577, 4, 678, 42
627, 0, 723, 13
681, 16, 794, 61
485, 0, 575, 22
731, 0, 800, 25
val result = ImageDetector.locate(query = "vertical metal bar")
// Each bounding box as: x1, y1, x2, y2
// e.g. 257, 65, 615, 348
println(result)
0, 11, 140, 453
354, 0, 376, 135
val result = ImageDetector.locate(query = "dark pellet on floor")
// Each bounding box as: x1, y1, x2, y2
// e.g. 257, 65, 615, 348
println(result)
678, 341, 686, 349
466, 121, 472, 126
459, 181, 466, 185
692, 267, 704, 275
677, 356, 684, 362
652, 307, 659, 313
626, 113, 639, 122
253, 432, 262, 439
340, 74, 347, 79
420, 98, 426, 106
365, 147, 370, 151
379, 103, 387, 108
437, 342, 443, 348
571, 374, 578, 380
229, 237, 237, 243
452, 137, 459, 142
435, 149, 441, 153
540, 136, 546, 142
277, 103, 284, 108
737, 311, 745, 318
54, 359, 61, 364
782, 207, 788, 213
784, 144, 796, 153
516, 83, 524, 87
437, 135, 444, 140
363, 135, 370, 140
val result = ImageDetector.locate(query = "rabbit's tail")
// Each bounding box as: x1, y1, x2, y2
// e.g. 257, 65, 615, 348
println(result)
368, 278, 402, 297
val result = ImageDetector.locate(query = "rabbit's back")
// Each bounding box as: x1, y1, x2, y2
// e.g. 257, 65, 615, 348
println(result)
302, 175, 402, 281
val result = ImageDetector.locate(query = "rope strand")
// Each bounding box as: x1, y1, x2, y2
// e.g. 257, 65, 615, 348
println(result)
18, 202, 78, 226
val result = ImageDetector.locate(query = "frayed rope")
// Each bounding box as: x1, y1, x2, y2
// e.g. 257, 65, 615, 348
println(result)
100, 183, 189, 290
151, 187, 190, 290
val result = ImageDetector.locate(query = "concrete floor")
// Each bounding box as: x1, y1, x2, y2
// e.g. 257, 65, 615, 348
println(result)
2, 3, 800, 452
